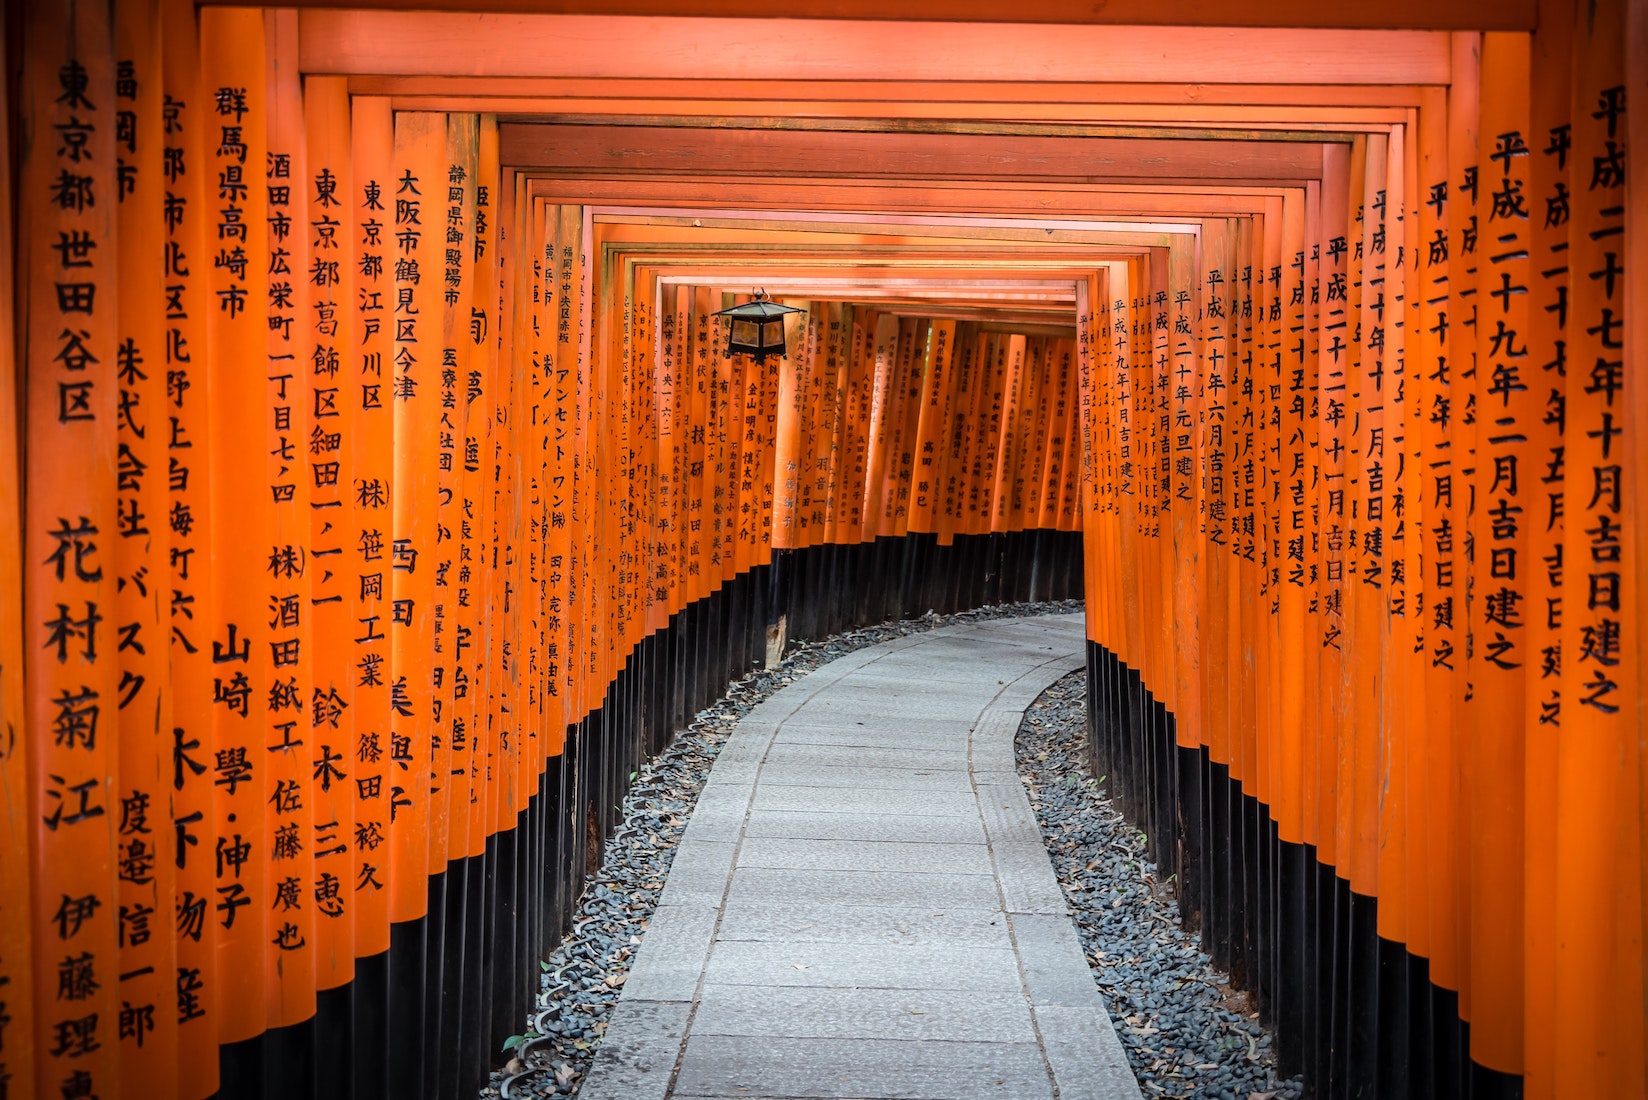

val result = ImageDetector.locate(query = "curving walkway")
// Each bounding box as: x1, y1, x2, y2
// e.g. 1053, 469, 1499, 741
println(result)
580, 613, 1141, 1100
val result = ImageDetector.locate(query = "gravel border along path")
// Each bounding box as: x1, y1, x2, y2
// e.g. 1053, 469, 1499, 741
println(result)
1015, 670, 1305, 1100
481, 599, 1084, 1100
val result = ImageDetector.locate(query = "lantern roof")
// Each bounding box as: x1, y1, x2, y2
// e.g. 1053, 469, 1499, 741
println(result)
712, 291, 806, 321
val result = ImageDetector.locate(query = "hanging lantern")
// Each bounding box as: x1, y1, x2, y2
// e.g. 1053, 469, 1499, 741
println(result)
713, 290, 805, 364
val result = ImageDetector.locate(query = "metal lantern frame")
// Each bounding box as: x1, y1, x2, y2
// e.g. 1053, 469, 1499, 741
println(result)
712, 289, 806, 363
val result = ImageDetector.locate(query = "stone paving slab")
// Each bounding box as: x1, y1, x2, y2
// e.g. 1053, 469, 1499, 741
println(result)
758, 743, 971, 772
1034, 1005, 1140, 1100
575, 1000, 692, 1100
710, 900, 1012, 948
750, 761, 977, 791
770, 722, 978, 749
580, 615, 1141, 1100
673, 1035, 1054, 1100
735, 837, 992, 875
749, 784, 980, 817
724, 866, 1004, 910
740, 809, 987, 845
688, 986, 1040, 1043
844, 661, 1049, 685
699, 938, 1022, 991
621, 903, 720, 1002
795, 694, 996, 723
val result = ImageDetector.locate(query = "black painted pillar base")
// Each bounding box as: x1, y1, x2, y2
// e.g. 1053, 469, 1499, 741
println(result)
1082, 639, 1523, 1100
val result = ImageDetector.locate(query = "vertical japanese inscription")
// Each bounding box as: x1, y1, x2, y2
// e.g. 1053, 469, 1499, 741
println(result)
1554, 6, 1637, 1087
349, 95, 393, 949
263, 16, 318, 1010
160, 1, 220, 1090
388, 112, 443, 917
24, 6, 122, 1097
303, 74, 357, 989
202, 8, 271, 1043
114, 0, 175, 1082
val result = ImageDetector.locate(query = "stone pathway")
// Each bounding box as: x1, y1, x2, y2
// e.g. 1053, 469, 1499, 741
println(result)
579, 613, 1141, 1100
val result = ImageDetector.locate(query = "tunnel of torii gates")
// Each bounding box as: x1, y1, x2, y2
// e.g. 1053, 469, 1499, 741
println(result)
0, 1, 1645, 1099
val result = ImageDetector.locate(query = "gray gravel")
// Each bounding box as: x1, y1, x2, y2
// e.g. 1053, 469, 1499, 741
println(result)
1015, 671, 1305, 1100
480, 599, 1085, 1100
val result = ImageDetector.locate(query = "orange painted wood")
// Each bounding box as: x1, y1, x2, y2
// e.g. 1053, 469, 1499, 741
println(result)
347, 93, 395, 956
463, 119, 500, 854
499, 124, 1327, 184
1159, 241, 1200, 751
561, 204, 591, 723
541, 204, 565, 762
889, 318, 929, 540
22, 6, 124, 1093
1198, 222, 1235, 775
303, 72, 360, 994
886, 319, 924, 538
1020, 337, 1051, 532
688, 287, 717, 584
1554, 0, 1643, 1087
298, 14, 1453, 86
433, 112, 479, 870
815, 302, 848, 547
1393, 112, 1426, 962
1275, 188, 1311, 847
226, 0, 1537, 30
22, 1, 128, 1087
160, 1, 222, 1088
388, 110, 446, 921
531, 177, 1294, 217
651, 272, 683, 623
1627, 14, 1648, 1093
263, 7, 320, 1026
838, 307, 874, 545
114, 0, 180, 1086
349, 76, 1433, 110
201, 4, 273, 1048
1404, 91, 1447, 974
989, 334, 1026, 535
1365, 126, 1405, 937
1313, 144, 1350, 872
723, 288, 757, 572
0, 3, 33, 1094
372, 93, 1416, 131
1233, 216, 1261, 798
1055, 321, 1083, 534
1423, 32, 1479, 1000
908, 319, 954, 535
487, 168, 521, 835
934, 324, 979, 546
1467, 37, 1530, 1069
1520, 5, 1573, 1091
1333, 135, 1368, 895
955, 328, 995, 543
802, 304, 840, 547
